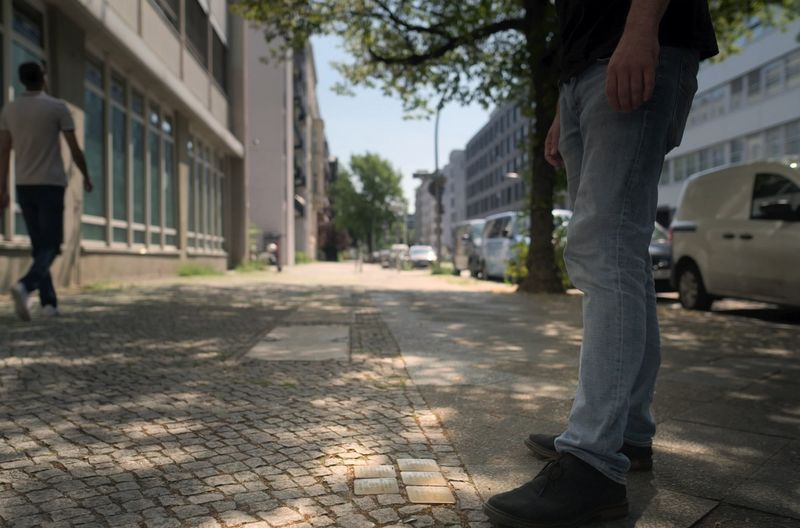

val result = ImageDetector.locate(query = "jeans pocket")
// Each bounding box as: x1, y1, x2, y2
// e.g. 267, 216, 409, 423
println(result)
666, 56, 699, 150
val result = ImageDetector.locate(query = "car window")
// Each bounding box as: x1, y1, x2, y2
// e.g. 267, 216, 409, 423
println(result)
483, 220, 497, 238
651, 223, 669, 243
486, 218, 508, 238
471, 222, 485, 240
751, 173, 800, 221
494, 217, 511, 237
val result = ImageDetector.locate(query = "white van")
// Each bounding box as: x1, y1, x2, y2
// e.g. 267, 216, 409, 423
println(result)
480, 209, 571, 280
671, 161, 800, 309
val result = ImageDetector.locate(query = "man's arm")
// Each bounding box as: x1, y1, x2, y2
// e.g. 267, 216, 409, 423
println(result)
0, 131, 11, 211
63, 130, 93, 192
607, 0, 670, 112
545, 103, 563, 169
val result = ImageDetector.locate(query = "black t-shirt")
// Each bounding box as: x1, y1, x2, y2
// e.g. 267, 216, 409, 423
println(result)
556, 0, 719, 81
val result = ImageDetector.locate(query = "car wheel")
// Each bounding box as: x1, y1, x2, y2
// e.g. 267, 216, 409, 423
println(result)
677, 264, 713, 311
481, 263, 489, 281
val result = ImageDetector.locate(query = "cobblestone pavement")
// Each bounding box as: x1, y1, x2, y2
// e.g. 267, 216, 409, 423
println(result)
1, 282, 488, 528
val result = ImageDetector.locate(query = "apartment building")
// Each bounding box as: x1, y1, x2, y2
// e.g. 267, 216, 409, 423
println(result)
414, 174, 436, 247
658, 19, 800, 219
464, 104, 529, 220
440, 150, 465, 253
0, 0, 249, 289
244, 35, 332, 265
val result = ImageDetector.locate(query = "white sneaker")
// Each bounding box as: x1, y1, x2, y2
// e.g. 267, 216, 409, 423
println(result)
42, 305, 60, 317
10, 282, 31, 321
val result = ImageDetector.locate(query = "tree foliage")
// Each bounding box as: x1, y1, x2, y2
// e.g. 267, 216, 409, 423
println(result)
329, 153, 404, 252
235, 0, 798, 291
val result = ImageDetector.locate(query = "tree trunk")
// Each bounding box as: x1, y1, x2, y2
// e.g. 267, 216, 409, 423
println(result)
519, 2, 564, 294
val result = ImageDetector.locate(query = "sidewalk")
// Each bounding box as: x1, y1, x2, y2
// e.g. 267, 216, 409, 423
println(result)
0, 279, 488, 527
2, 263, 799, 527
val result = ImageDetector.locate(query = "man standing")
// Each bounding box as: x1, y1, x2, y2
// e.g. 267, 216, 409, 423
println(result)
0, 62, 93, 321
484, 1, 717, 526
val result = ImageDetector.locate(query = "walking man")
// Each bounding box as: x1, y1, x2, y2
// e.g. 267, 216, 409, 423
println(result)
0, 62, 93, 321
484, 1, 717, 526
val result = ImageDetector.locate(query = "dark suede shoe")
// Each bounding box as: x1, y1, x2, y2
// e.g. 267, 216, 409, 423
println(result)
525, 434, 654, 471
484, 454, 628, 528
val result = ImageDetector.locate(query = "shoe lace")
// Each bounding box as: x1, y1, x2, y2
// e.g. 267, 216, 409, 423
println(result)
537, 458, 565, 497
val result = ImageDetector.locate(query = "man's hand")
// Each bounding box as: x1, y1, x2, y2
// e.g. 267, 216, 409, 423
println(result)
83, 176, 93, 193
606, 29, 660, 112
544, 112, 563, 169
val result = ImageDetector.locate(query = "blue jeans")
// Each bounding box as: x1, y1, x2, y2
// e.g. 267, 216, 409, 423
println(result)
17, 185, 65, 308
554, 47, 698, 484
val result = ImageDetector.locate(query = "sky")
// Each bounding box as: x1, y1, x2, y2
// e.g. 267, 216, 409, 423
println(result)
311, 35, 491, 212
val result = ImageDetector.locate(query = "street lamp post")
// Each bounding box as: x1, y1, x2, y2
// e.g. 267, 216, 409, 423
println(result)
413, 102, 447, 262
433, 103, 444, 262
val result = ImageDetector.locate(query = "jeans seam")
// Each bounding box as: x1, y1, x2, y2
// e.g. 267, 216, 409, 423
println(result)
615, 90, 658, 452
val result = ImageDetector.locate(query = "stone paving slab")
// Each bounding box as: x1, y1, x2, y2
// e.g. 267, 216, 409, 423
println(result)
0, 282, 488, 527
246, 325, 350, 361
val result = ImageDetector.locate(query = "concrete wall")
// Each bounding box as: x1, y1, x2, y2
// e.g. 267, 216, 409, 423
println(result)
141, 0, 181, 77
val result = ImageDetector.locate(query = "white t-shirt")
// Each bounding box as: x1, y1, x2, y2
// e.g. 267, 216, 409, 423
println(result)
0, 92, 75, 186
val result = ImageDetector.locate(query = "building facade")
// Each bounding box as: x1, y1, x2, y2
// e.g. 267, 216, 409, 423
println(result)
465, 104, 529, 220
0, 0, 249, 290
658, 20, 800, 218
244, 35, 331, 266
440, 150, 465, 254
414, 174, 436, 247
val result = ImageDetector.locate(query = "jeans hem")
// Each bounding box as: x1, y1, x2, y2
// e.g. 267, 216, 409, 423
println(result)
557, 446, 627, 486
622, 437, 653, 447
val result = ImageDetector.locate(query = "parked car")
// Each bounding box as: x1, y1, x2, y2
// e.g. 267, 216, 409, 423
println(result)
388, 244, 410, 268
379, 249, 392, 268
651, 223, 673, 292
409, 245, 437, 268
480, 209, 572, 280
671, 161, 800, 310
452, 220, 485, 276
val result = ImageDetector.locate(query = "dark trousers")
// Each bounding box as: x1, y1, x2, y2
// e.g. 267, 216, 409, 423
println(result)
16, 185, 65, 308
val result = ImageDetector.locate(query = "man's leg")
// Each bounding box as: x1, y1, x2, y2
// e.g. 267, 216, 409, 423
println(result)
623, 262, 660, 447
37, 187, 64, 308
19, 186, 63, 303
554, 48, 698, 484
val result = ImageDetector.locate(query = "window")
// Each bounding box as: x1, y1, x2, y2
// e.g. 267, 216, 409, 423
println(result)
766, 127, 782, 159
148, 0, 180, 31
729, 77, 743, 110
148, 106, 162, 245
698, 148, 710, 172
785, 50, 800, 89
163, 116, 176, 246
785, 121, 800, 155
12, 0, 43, 48
710, 144, 725, 168
111, 75, 127, 236
186, 0, 209, 66
685, 152, 698, 178
730, 138, 744, 164
747, 69, 761, 103
751, 173, 800, 221
746, 133, 763, 161
764, 60, 783, 96
83, 59, 106, 241
673, 156, 687, 182
660, 162, 671, 185
128, 92, 146, 246
212, 30, 227, 92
